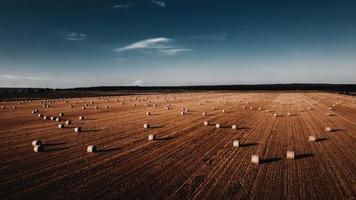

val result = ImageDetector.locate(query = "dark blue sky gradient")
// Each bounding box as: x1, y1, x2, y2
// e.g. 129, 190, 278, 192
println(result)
0, 0, 355, 87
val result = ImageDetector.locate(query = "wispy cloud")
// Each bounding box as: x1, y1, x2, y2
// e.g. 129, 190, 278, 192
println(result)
158, 48, 190, 55
149, 0, 165, 8
243, 28, 252, 33
114, 37, 189, 56
0, 74, 50, 81
112, 4, 132, 9
64, 32, 87, 41
193, 33, 227, 40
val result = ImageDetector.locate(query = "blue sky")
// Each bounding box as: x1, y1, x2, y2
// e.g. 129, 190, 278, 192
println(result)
0, 0, 356, 88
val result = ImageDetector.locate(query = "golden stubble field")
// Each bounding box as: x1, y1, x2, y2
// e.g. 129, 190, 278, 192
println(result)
0, 92, 355, 199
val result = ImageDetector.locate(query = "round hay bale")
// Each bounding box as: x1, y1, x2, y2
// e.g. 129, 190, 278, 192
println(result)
215, 123, 221, 128
232, 125, 237, 129
242, 106, 246, 109
105, 105, 109, 109
79, 116, 84, 120
38, 113, 43, 117
286, 151, 295, 159
148, 134, 155, 141
146, 111, 151, 116
13, 106, 17, 109
43, 116, 48, 120
181, 111, 185, 115
74, 127, 81, 133
222, 110, 225, 113
34, 145, 43, 152
87, 145, 97, 153
1, 106, 5, 109
56, 117, 61, 122
308, 136, 316, 142
204, 121, 209, 126
251, 154, 259, 164
32, 140, 42, 146
202, 112, 206, 116
273, 113, 279, 117
50, 116, 55, 121
325, 127, 333, 132
212, 107, 215, 110
233, 140, 240, 147
250, 107, 253, 110
69, 105, 73, 108
66, 120, 71, 125
287, 112, 291, 116
59, 113, 64, 116
144, 123, 150, 129
58, 124, 64, 128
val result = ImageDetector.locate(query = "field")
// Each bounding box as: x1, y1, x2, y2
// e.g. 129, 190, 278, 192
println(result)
0, 92, 355, 199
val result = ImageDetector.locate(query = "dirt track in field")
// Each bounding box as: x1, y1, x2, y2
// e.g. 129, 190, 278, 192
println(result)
0, 92, 355, 199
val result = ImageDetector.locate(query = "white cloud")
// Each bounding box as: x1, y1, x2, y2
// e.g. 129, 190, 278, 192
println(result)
193, 33, 227, 40
114, 37, 189, 56
150, 0, 165, 8
112, 4, 132, 9
64, 32, 86, 41
115, 37, 172, 52
158, 48, 190, 55
133, 80, 143, 86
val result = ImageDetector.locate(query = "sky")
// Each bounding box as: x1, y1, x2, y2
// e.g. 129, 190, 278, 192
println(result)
0, 0, 356, 88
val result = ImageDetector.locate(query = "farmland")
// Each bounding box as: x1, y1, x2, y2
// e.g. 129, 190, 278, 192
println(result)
0, 92, 355, 199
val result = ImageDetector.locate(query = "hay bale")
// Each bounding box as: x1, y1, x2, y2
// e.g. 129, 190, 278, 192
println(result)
273, 113, 279, 117
325, 127, 333, 132
1, 106, 5, 109
146, 112, 151, 116
287, 112, 291, 116
66, 120, 71, 125
59, 113, 64, 116
222, 110, 225, 113
232, 125, 237, 129
58, 124, 64, 128
82, 106, 86, 109
87, 145, 97, 153
105, 105, 109, 109
13, 106, 17, 109
34, 145, 43, 152
251, 154, 259, 164
148, 134, 155, 141
144, 123, 150, 129
43, 116, 48, 120
74, 127, 81, 133
242, 106, 246, 109
38, 113, 43, 117
250, 107, 253, 110
79, 116, 84, 120
308, 136, 316, 142
215, 123, 221, 128
212, 107, 215, 110
286, 151, 295, 159
233, 140, 240, 147
181, 111, 185, 115
204, 121, 209, 126
258, 107, 262, 110
32, 140, 42, 146
50, 116, 55, 120
202, 112, 206, 116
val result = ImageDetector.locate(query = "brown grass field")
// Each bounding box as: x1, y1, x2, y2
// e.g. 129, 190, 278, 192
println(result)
0, 92, 355, 199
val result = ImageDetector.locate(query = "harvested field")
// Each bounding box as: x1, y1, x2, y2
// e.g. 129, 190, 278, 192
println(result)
0, 92, 355, 199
